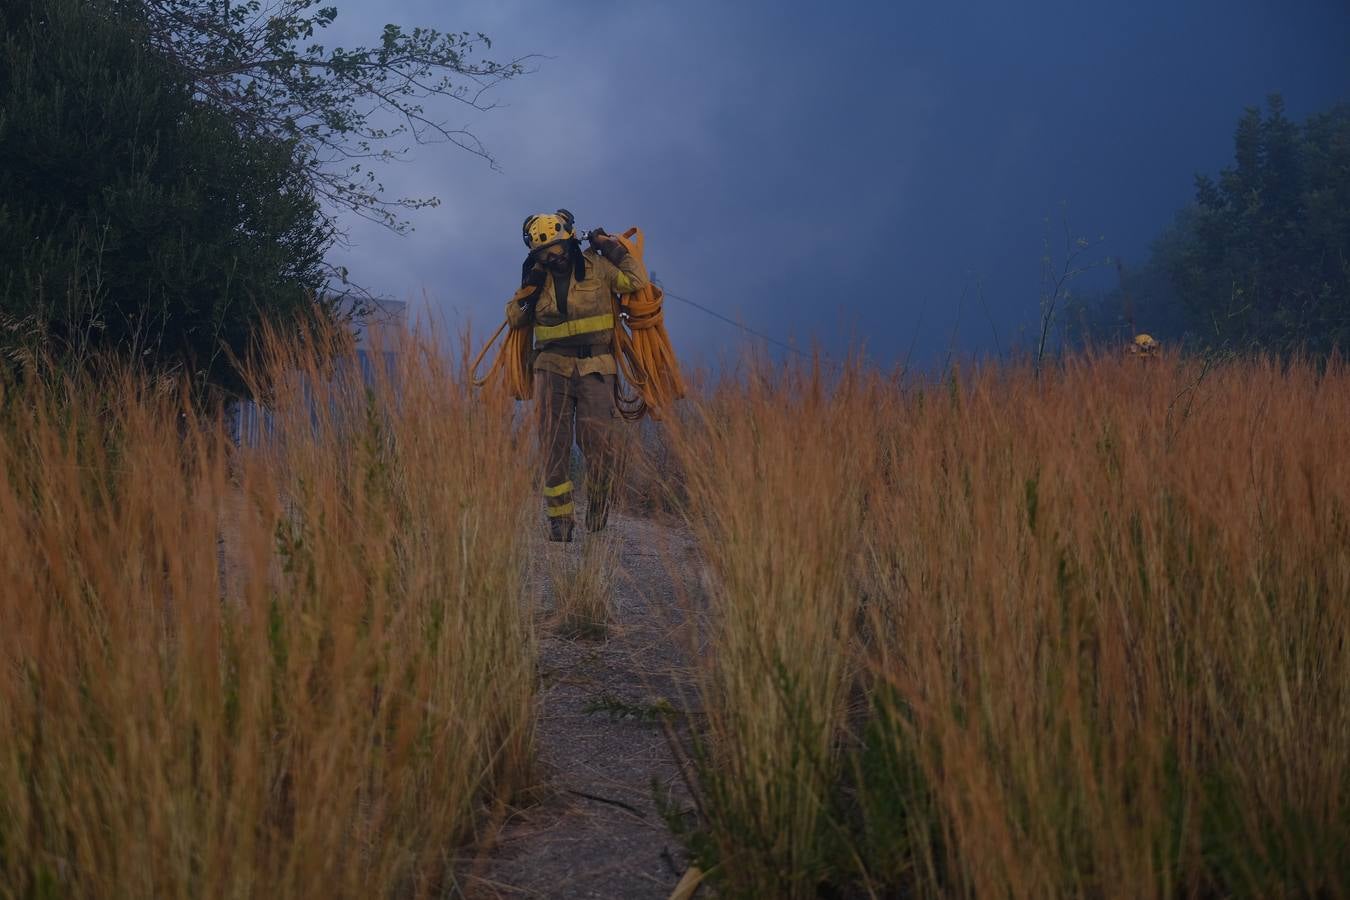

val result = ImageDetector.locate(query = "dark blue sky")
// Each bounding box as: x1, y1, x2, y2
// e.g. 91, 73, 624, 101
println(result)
326, 0, 1350, 369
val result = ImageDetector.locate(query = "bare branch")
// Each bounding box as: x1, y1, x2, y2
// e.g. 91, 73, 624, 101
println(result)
1035, 207, 1111, 373
133, 0, 531, 235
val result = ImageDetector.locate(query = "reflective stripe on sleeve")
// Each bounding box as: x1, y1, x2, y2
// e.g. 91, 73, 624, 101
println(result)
546, 502, 575, 518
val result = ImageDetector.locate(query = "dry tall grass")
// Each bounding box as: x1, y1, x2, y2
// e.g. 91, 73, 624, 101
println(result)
669, 354, 1350, 899
0, 330, 536, 898
669, 363, 875, 896
547, 532, 620, 639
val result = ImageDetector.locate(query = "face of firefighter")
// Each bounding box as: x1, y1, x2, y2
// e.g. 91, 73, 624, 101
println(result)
541, 243, 570, 272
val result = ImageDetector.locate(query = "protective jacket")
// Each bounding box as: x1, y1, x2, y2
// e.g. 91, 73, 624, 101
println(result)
505, 246, 648, 378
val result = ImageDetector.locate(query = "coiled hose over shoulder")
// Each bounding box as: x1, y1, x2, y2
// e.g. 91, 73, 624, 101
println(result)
470, 284, 536, 401
471, 227, 685, 418
610, 227, 685, 420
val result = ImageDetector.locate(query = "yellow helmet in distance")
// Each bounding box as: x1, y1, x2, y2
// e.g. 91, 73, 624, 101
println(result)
521, 209, 576, 252
1130, 333, 1160, 356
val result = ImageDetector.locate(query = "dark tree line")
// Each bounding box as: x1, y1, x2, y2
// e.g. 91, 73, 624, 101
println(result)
1069, 95, 1350, 358
0, 0, 523, 397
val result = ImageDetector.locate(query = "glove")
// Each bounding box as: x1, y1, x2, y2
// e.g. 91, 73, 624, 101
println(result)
512, 266, 543, 312
588, 228, 626, 262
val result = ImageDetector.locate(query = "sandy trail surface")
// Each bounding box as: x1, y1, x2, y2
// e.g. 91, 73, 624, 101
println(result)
468, 513, 704, 899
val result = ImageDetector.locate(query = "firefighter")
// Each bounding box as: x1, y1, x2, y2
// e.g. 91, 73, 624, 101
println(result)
505, 209, 649, 542
1129, 333, 1160, 358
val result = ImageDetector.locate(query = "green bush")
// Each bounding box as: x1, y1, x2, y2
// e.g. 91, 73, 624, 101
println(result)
0, 0, 333, 396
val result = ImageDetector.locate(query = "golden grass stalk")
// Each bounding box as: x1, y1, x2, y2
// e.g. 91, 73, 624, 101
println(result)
547, 531, 620, 640
0, 326, 536, 899
861, 355, 1350, 899
668, 360, 876, 898
670, 353, 1350, 899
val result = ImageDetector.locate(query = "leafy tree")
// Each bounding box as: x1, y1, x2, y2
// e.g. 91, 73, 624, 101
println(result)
0, 0, 523, 395
1174, 95, 1350, 356
1066, 97, 1348, 359
0, 0, 331, 396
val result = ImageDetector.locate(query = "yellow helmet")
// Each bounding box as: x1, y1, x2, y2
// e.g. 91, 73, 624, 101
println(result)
1130, 333, 1160, 356
521, 209, 576, 252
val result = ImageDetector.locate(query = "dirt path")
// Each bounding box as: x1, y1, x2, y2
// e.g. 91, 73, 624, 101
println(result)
468, 513, 703, 899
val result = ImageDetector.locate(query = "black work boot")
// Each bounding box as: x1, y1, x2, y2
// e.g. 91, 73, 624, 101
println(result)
548, 518, 575, 543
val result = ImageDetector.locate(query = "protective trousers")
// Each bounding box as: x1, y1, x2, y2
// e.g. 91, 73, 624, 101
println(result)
538, 369, 622, 541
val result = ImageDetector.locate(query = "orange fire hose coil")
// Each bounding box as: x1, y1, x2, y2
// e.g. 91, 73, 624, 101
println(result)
470, 284, 536, 401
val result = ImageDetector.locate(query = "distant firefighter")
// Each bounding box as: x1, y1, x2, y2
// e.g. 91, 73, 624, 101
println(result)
1129, 333, 1160, 358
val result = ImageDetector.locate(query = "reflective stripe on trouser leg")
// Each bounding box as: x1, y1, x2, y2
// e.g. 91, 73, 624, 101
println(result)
538, 370, 577, 524
544, 479, 575, 518
544, 480, 575, 519
543, 480, 573, 498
